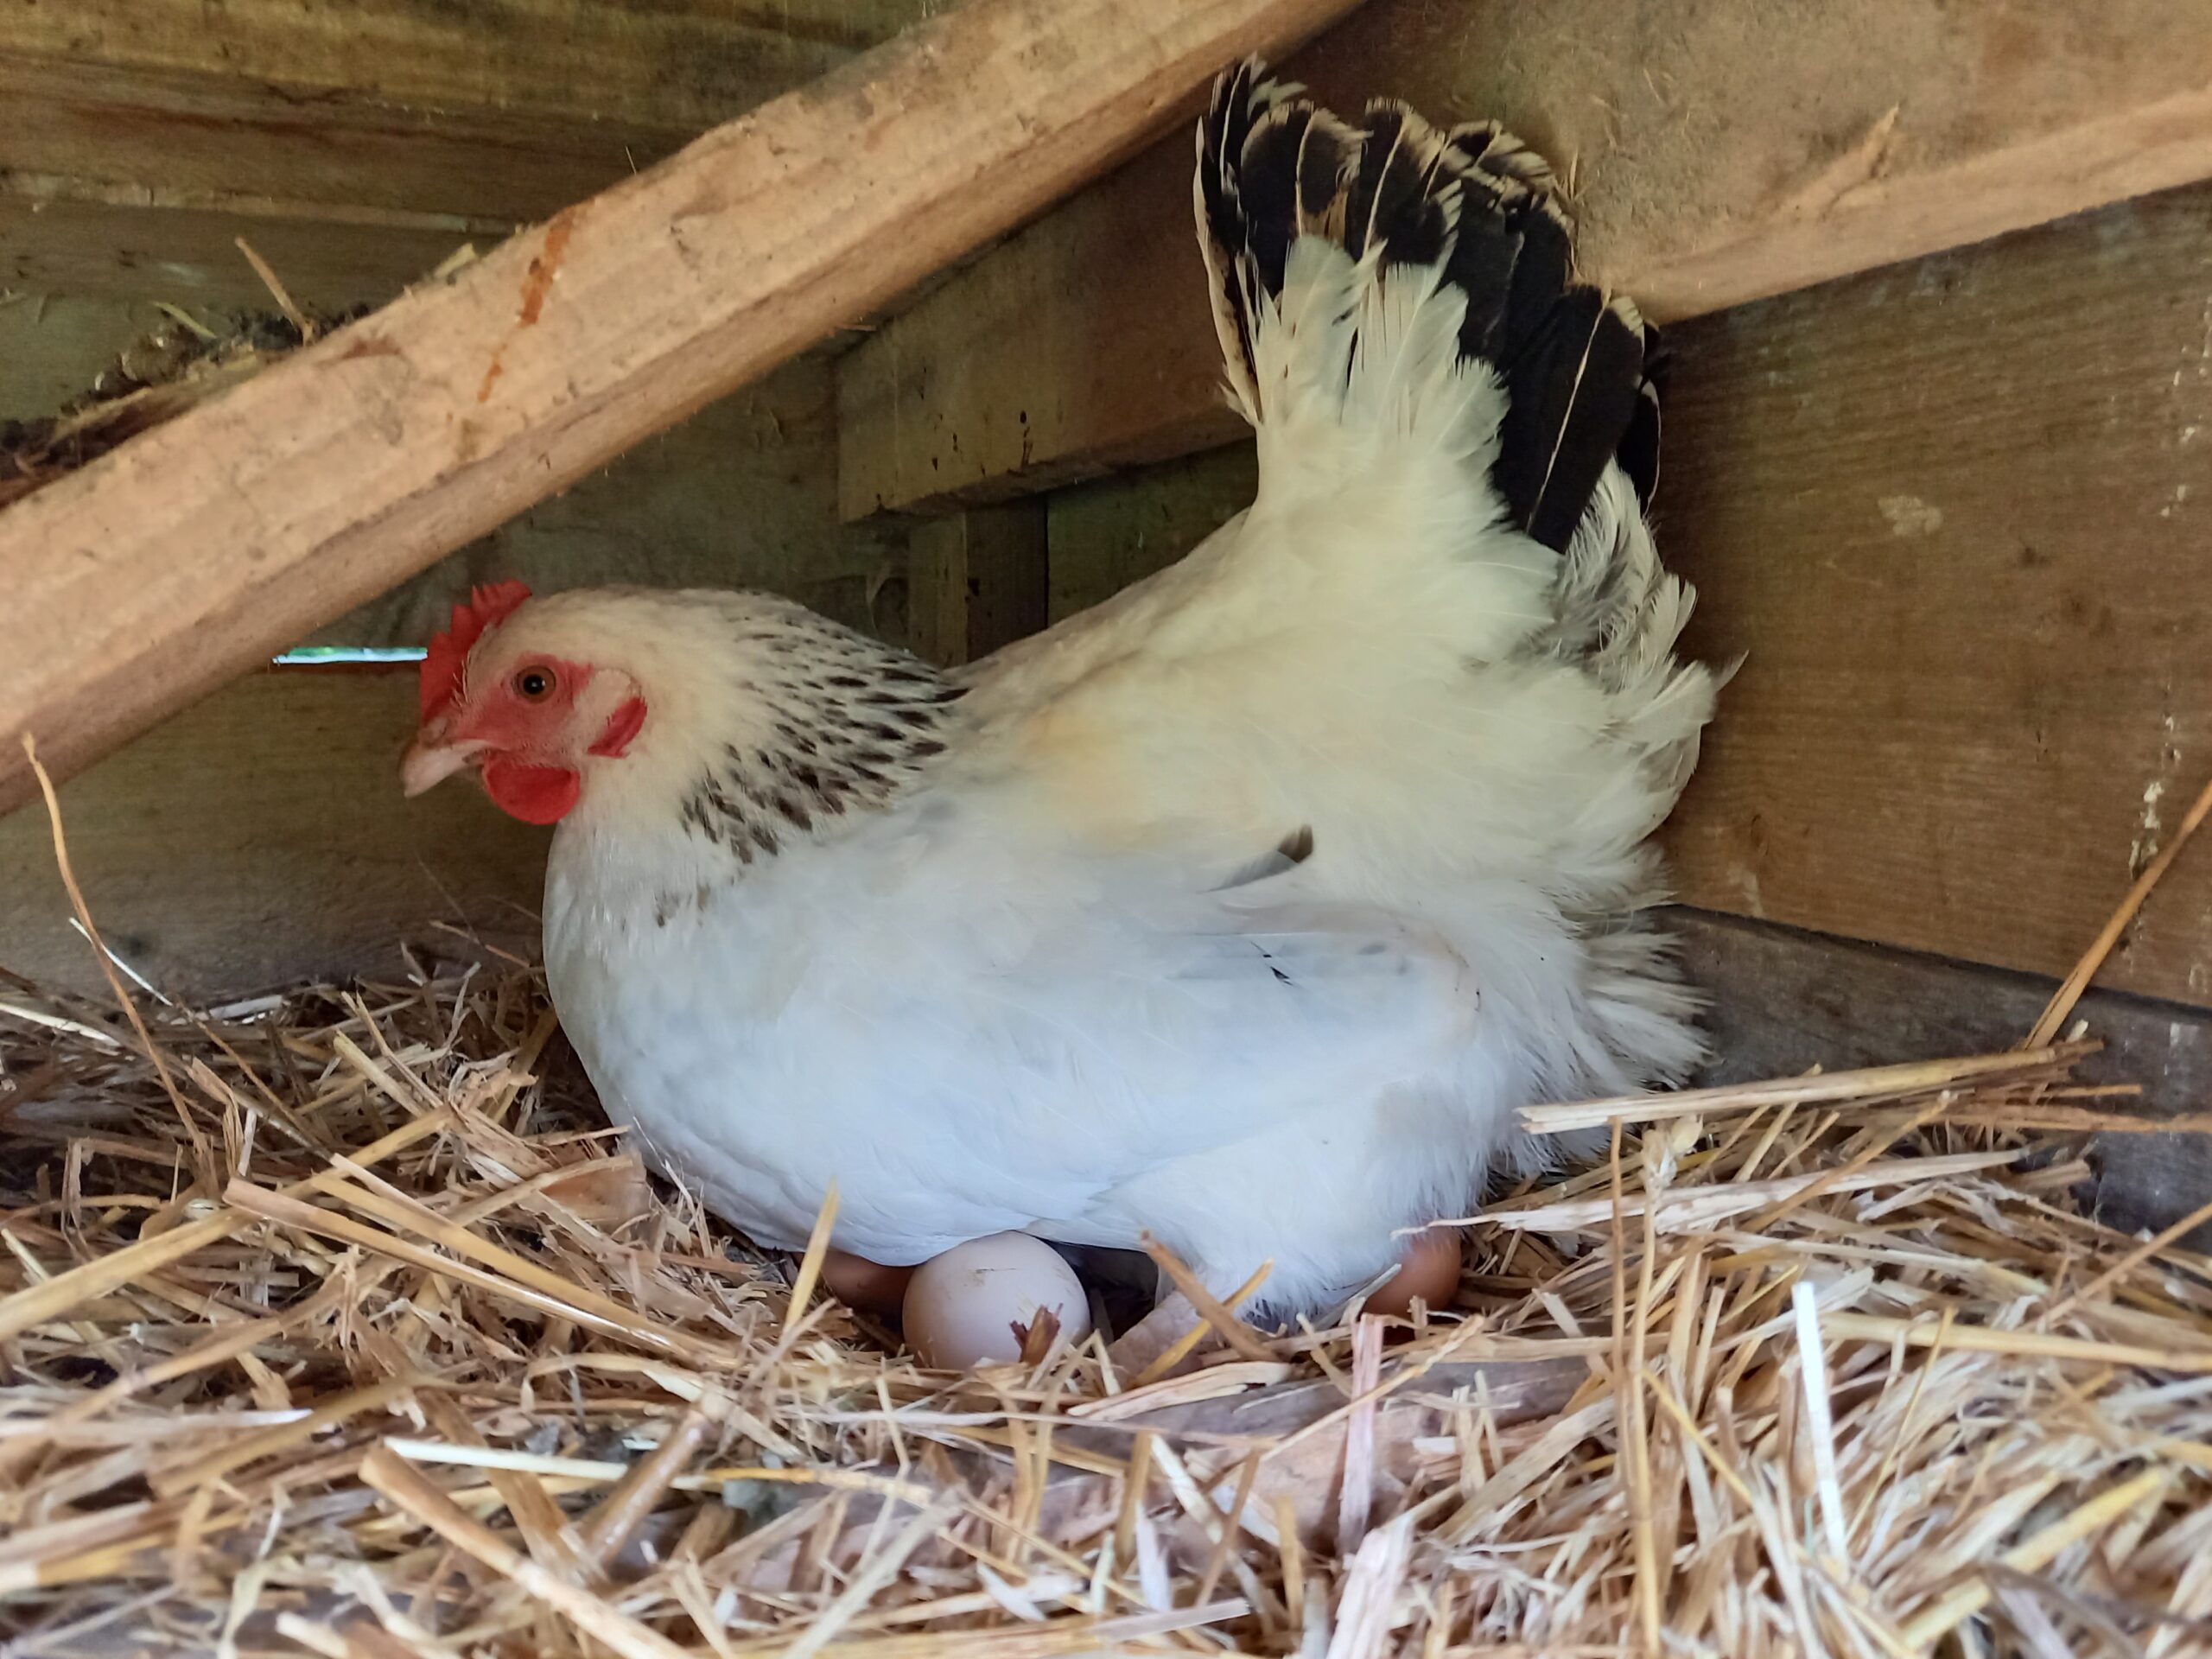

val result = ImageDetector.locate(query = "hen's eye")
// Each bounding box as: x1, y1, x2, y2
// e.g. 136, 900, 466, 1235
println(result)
514, 667, 555, 701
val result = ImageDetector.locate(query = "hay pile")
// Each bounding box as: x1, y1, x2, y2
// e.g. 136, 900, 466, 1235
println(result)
4, 805, 2212, 1655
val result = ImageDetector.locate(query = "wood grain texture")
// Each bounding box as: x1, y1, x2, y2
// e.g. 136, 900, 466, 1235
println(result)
1675, 910, 2212, 1248
0, 669, 545, 999
0, 0, 1363, 819
0, 1, 945, 309
837, 0, 2212, 517
0, 187, 492, 327
0, 297, 163, 423
2, 315, 907, 647
1660, 182, 2212, 1008
1035, 183, 2212, 1010
0, 0, 926, 133
907, 501, 1050, 667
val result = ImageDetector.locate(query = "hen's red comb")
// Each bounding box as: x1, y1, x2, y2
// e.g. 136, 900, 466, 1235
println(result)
420, 581, 532, 721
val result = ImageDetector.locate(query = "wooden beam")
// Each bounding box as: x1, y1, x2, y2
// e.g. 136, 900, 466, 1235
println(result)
1028, 181, 2212, 1011
907, 502, 1051, 667
0, 0, 1364, 817
314, 358, 912, 652
0, 669, 545, 998
837, 0, 2212, 517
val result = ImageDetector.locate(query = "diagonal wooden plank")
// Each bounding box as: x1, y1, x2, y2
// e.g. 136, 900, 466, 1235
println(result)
0, 0, 1367, 817
836, 0, 2212, 518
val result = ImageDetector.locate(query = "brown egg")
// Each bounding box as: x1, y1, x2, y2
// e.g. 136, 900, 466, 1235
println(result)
1363, 1230, 1463, 1318
820, 1248, 916, 1314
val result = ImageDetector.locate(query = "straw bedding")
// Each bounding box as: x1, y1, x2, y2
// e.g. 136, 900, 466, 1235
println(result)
4, 789, 2212, 1657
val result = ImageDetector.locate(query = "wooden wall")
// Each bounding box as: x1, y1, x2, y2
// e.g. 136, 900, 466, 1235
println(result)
1679, 911, 2212, 1241
0, 668, 545, 999
0, 0, 942, 310
1662, 184, 2212, 1011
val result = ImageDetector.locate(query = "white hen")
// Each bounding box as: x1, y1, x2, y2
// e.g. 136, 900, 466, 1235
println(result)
401, 62, 1719, 1316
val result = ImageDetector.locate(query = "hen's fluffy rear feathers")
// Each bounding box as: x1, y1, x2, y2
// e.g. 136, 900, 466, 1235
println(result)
508, 62, 1719, 1314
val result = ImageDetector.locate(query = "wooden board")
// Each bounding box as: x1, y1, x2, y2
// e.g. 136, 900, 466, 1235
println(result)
2, 309, 908, 644
838, 0, 2212, 517
1033, 184, 2212, 1009
0, 296, 167, 423
907, 502, 1050, 667
0, 1, 846, 136
1675, 909, 2212, 1247
0, 0, 939, 310
0, 187, 495, 315
0, 0, 1364, 819
0, 669, 546, 999
1660, 182, 2212, 1009
1046, 446, 1257, 624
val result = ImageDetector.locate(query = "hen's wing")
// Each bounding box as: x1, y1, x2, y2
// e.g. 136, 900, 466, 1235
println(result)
594, 811, 1482, 1261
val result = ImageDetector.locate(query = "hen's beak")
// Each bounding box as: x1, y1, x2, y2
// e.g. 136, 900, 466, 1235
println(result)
401, 734, 488, 798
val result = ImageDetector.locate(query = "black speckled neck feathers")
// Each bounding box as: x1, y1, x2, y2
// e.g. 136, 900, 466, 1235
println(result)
677, 609, 962, 865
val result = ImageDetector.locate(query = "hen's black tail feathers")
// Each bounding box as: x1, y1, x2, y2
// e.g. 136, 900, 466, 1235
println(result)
1196, 60, 1662, 554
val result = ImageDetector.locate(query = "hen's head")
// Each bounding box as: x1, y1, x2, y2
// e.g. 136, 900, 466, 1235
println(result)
401, 583, 963, 840
401, 582, 650, 824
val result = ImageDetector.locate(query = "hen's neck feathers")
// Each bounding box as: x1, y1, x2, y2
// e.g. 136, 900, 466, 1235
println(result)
672, 615, 961, 867
529, 589, 961, 866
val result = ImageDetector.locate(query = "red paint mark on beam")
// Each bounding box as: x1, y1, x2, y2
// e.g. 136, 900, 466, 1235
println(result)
478, 207, 583, 404
518, 208, 580, 326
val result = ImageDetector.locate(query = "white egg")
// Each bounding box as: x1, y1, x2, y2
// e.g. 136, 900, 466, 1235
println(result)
902, 1233, 1094, 1370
